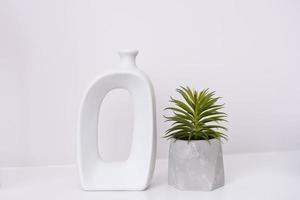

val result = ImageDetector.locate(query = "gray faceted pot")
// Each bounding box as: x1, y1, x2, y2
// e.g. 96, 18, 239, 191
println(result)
168, 139, 225, 191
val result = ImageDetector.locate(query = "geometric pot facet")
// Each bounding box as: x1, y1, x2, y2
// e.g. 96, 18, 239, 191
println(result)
168, 139, 225, 191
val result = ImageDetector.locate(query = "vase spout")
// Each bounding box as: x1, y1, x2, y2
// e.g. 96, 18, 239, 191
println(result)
118, 49, 138, 68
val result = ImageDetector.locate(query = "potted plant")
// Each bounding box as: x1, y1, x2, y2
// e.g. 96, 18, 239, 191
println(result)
164, 86, 228, 191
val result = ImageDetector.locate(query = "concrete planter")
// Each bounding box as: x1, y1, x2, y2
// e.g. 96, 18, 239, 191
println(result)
168, 139, 225, 191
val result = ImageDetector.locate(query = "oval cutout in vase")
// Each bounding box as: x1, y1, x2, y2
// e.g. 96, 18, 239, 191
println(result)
97, 89, 133, 162
77, 50, 157, 190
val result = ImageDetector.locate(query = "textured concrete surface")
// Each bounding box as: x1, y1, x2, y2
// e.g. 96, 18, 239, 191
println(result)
168, 139, 225, 191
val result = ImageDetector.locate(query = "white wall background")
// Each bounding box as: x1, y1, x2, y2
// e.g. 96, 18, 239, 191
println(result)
0, 0, 300, 167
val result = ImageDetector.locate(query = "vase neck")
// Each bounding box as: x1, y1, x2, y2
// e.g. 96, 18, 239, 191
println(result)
118, 49, 138, 68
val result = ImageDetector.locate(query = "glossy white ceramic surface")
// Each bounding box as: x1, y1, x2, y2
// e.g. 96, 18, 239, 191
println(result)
77, 50, 156, 190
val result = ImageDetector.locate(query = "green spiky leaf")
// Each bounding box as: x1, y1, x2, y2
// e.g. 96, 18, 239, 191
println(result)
163, 86, 228, 142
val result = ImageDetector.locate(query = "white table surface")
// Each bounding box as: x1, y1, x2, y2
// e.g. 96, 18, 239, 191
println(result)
0, 151, 299, 200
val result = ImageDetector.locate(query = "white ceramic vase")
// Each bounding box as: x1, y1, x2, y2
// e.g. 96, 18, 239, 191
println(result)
77, 50, 156, 190
168, 139, 225, 191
